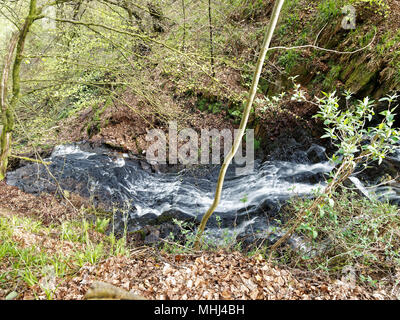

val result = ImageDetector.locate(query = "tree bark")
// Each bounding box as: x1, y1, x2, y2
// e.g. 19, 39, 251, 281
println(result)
0, 34, 18, 181
208, 0, 215, 77
0, 0, 41, 181
0, 126, 11, 181
194, 0, 286, 249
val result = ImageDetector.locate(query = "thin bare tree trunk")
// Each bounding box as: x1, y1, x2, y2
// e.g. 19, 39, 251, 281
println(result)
181, 0, 186, 51
208, 0, 215, 77
194, 0, 285, 249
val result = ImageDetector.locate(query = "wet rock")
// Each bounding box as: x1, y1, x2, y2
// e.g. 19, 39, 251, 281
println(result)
254, 198, 282, 219
140, 160, 152, 173
138, 213, 159, 225
281, 170, 327, 184
267, 137, 309, 163
156, 210, 195, 224
143, 226, 160, 245
159, 222, 181, 239
307, 144, 328, 163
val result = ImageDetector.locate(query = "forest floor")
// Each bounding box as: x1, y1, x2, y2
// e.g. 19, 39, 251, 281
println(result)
3, 0, 400, 301
0, 181, 397, 300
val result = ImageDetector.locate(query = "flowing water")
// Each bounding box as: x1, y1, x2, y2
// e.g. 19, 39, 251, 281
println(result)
6, 142, 400, 247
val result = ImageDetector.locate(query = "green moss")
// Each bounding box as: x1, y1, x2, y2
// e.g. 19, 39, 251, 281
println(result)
154, 213, 175, 225
341, 62, 378, 95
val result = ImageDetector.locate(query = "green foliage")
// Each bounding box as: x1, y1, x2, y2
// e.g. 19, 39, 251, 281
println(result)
227, 101, 247, 123
377, 30, 400, 56
357, 27, 377, 47
253, 138, 261, 151
276, 0, 301, 38
272, 88, 400, 282
317, 0, 343, 24
87, 97, 112, 137
229, 0, 269, 21
95, 217, 110, 234
255, 92, 286, 114
375, 29, 400, 84
277, 50, 301, 73
285, 190, 400, 282
161, 218, 239, 254
315, 91, 399, 166
55, 70, 105, 120
292, 85, 399, 168
196, 97, 223, 114
0, 211, 130, 299
352, 0, 390, 16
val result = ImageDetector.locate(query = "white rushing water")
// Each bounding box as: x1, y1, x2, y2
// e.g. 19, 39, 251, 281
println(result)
7, 142, 400, 248
7, 143, 334, 237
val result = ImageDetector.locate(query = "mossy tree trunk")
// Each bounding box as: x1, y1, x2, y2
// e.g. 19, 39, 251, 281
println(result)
0, 125, 12, 181
0, 34, 18, 181
0, 0, 41, 181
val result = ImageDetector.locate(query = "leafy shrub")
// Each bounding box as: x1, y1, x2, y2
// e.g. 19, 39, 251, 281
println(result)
271, 89, 399, 270
283, 190, 400, 285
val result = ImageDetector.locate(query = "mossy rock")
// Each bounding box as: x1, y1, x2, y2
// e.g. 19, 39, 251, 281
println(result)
340, 60, 379, 96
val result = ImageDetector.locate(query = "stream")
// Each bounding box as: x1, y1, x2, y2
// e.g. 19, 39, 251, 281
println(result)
6, 141, 400, 248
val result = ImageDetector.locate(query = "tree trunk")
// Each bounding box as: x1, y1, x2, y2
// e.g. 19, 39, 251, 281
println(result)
0, 33, 18, 181
194, 0, 286, 249
0, 0, 40, 181
0, 127, 11, 181
208, 0, 215, 77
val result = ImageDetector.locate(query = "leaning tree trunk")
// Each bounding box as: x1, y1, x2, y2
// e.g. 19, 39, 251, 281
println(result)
0, 0, 40, 181
0, 34, 18, 181
194, 0, 286, 249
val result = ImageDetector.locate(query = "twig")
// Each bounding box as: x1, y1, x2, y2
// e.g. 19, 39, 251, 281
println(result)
9, 154, 51, 165
314, 22, 328, 46
268, 30, 376, 55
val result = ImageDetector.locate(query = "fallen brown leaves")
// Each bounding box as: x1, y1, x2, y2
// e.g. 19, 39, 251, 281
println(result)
0, 183, 394, 300
0, 181, 79, 225
54, 251, 390, 300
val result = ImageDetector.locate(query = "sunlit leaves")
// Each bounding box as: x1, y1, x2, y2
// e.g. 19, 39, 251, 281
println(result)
314, 91, 399, 163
